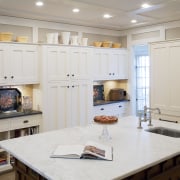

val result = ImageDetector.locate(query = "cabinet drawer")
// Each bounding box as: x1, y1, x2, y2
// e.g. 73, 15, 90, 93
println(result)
0, 119, 10, 132
10, 115, 41, 130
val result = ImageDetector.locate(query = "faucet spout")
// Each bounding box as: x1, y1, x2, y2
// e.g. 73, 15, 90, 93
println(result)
137, 106, 161, 129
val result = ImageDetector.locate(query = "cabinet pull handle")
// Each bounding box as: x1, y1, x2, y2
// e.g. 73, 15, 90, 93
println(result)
23, 120, 29, 123
100, 108, 104, 110
4, 76, 7, 79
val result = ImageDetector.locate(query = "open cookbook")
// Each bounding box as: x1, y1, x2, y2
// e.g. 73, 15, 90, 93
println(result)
50, 141, 113, 161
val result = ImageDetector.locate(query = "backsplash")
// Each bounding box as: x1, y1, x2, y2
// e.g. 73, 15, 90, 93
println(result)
93, 80, 128, 101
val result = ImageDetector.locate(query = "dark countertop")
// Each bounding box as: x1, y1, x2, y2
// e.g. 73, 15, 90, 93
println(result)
93, 99, 130, 106
0, 110, 42, 119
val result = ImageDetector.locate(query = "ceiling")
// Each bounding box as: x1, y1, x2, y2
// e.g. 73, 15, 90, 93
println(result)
0, 0, 180, 31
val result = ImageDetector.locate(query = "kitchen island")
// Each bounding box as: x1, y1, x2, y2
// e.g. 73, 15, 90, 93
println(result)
0, 116, 180, 180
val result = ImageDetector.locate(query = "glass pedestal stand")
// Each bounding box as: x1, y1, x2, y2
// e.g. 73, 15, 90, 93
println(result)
99, 124, 112, 141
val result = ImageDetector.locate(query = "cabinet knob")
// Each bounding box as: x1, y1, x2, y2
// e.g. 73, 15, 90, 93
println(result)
109, 73, 111, 75
67, 86, 70, 88
23, 120, 29, 123
72, 74, 75, 77
4, 76, 7, 79
72, 85, 74, 88
67, 74, 70, 77
100, 108, 104, 110
11, 76, 14, 79
113, 73, 115, 75
118, 105, 122, 108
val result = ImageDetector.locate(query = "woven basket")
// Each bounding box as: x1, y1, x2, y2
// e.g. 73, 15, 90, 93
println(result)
93, 41, 102, 47
16, 36, 29, 43
102, 41, 112, 48
0, 32, 13, 42
112, 43, 121, 48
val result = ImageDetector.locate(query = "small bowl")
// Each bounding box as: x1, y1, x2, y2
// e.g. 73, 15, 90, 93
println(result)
0, 32, 13, 42
93, 41, 102, 47
102, 41, 112, 48
16, 36, 29, 43
112, 43, 121, 48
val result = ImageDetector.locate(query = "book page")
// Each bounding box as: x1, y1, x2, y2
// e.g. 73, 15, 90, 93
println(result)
51, 145, 84, 158
83, 141, 113, 161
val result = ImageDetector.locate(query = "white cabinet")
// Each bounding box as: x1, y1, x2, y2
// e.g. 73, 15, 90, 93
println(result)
42, 80, 93, 131
0, 43, 39, 86
41, 45, 93, 132
91, 48, 129, 80
111, 49, 129, 79
150, 40, 180, 117
43, 46, 92, 82
0, 114, 41, 173
92, 48, 110, 80
93, 101, 130, 118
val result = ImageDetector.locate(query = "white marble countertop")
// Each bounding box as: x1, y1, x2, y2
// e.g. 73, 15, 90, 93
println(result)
0, 116, 180, 180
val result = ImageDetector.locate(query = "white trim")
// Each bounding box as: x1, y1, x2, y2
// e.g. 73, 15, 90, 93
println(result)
0, 15, 122, 37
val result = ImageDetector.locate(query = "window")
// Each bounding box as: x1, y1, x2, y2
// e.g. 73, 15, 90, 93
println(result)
134, 45, 150, 115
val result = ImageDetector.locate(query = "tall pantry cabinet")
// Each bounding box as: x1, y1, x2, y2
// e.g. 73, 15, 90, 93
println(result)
41, 45, 93, 131
150, 40, 180, 119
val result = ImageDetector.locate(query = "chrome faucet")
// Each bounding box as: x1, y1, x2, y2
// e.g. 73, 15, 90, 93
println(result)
137, 106, 161, 129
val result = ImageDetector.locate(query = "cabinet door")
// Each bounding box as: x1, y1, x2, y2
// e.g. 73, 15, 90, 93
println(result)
110, 50, 121, 79
21, 45, 39, 84
0, 44, 8, 85
151, 41, 180, 116
70, 47, 92, 80
92, 49, 110, 80
7, 44, 39, 85
117, 49, 128, 79
59, 80, 93, 127
150, 44, 169, 110
43, 81, 93, 131
46, 46, 70, 82
168, 42, 180, 113
71, 80, 93, 126
43, 83, 69, 131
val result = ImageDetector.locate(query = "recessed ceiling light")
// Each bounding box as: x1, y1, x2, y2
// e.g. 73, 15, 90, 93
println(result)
131, 19, 137, 23
141, 3, 151, 8
72, 8, 80, 13
36, 1, 44, 6
103, 14, 112, 19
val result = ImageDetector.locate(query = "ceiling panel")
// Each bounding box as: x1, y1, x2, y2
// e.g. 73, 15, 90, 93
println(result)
0, 0, 180, 30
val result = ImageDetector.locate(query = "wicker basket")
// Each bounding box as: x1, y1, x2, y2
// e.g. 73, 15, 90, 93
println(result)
93, 41, 102, 47
0, 32, 13, 42
112, 43, 121, 48
16, 36, 29, 43
102, 41, 112, 48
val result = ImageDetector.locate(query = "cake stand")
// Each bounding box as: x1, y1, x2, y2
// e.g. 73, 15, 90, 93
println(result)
94, 121, 117, 141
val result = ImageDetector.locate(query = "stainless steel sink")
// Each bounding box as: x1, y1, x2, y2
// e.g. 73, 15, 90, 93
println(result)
145, 127, 180, 138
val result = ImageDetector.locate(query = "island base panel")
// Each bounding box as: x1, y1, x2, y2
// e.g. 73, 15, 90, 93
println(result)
14, 158, 47, 180
123, 155, 180, 180
13, 155, 180, 180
